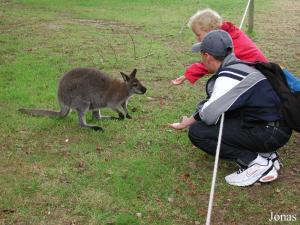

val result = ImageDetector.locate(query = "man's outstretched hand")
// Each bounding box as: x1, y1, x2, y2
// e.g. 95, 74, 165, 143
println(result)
169, 116, 196, 130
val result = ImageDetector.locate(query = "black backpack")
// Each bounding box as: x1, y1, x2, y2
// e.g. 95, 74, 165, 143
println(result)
229, 61, 300, 132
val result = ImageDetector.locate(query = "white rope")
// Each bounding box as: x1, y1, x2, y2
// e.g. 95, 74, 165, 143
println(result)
239, 0, 252, 29
205, 1, 253, 224
205, 113, 225, 225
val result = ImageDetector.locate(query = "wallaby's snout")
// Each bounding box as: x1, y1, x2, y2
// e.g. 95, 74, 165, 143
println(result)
120, 68, 147, 95
139, 85, 147, 94
132, 80, 147, 95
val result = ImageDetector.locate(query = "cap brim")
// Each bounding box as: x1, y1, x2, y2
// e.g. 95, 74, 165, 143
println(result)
191, 42, 202, 53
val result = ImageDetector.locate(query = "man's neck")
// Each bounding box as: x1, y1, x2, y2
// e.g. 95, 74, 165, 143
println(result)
212, 60, 222, 73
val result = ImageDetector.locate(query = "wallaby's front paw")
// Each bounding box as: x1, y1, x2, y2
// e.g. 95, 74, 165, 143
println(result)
118, 113, 125, 120
126, 114, 132, 119
92, 115, 101, 120
110, 116, 122, 120
91, 126, 104, 131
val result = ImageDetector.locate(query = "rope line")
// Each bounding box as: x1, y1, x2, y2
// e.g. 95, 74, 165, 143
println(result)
205, 113, 225, 225
239, 0, 253, 29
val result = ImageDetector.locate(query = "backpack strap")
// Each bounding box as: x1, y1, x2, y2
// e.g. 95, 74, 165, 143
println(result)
225, 60, 256, 68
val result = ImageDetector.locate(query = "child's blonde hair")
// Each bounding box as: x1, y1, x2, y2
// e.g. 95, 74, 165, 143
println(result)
188, 8, 222, 32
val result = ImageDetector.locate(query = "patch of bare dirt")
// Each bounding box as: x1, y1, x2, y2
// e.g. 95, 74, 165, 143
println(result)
69, 18, 141, 30
255, 0, 300, 75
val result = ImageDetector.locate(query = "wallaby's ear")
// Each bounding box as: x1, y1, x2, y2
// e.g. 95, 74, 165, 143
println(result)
120, 72, 130, 82
130, 68, 137, 78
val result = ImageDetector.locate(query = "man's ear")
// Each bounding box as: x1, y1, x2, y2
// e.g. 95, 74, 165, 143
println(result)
204, 52, 213, 61
120, 72, 130, 82
203, 52, 210, 57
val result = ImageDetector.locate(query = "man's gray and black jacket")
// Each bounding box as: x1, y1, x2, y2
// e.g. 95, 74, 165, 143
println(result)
194, 54, 283, 125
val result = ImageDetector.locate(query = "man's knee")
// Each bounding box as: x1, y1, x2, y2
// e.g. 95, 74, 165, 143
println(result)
188, 122, 218, 155
188, 122, 200, 140
188, 122, 207, 146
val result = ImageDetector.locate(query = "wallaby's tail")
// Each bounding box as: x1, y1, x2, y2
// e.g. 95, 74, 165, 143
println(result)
19, 107, 70, 118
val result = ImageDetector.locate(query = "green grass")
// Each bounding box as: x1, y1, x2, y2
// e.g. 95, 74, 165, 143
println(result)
1, 0, 299, 224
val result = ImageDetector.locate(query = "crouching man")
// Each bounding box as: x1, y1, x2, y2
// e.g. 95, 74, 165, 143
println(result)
176, 30, 292, 186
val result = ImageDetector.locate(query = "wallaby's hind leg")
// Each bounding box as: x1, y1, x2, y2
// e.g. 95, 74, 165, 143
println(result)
59, 103, 71, 118
76, 106, 103, 131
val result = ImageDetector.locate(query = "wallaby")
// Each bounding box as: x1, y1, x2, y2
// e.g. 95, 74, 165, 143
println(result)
19, 68, 147, 131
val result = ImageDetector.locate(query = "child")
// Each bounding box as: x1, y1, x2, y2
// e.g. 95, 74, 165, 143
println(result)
171, 8, 267, 86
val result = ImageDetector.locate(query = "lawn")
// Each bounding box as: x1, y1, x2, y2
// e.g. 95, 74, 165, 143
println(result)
0, 0, 299, 224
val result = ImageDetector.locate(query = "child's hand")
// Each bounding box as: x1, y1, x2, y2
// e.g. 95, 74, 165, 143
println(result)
171, 75, 186, 85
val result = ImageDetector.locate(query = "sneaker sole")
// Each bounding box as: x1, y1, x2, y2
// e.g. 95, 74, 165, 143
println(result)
259, 166, 278, 183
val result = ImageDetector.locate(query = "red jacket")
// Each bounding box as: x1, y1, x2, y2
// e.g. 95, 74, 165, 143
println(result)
184, 22, 268, 84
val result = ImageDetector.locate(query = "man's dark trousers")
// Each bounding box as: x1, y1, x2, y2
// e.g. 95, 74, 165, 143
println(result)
188, 118, 291, 167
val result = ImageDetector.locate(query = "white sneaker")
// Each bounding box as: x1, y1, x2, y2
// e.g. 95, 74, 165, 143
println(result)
225, 159, 276, 186
259, 152, 282, 171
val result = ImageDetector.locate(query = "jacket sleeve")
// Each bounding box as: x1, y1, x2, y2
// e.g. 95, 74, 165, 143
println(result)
184, 62, 209, 84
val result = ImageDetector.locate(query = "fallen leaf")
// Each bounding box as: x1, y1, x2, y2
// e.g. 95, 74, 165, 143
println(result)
146, 96, 155, 101
180, 173, 191, 180
188, 161, 197, 170
168, 197, 174, 203
197, 208, 207, 216
1, 209, 16, 214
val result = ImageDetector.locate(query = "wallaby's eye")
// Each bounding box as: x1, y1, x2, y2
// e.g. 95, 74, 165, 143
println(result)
132, 82, 138, 87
